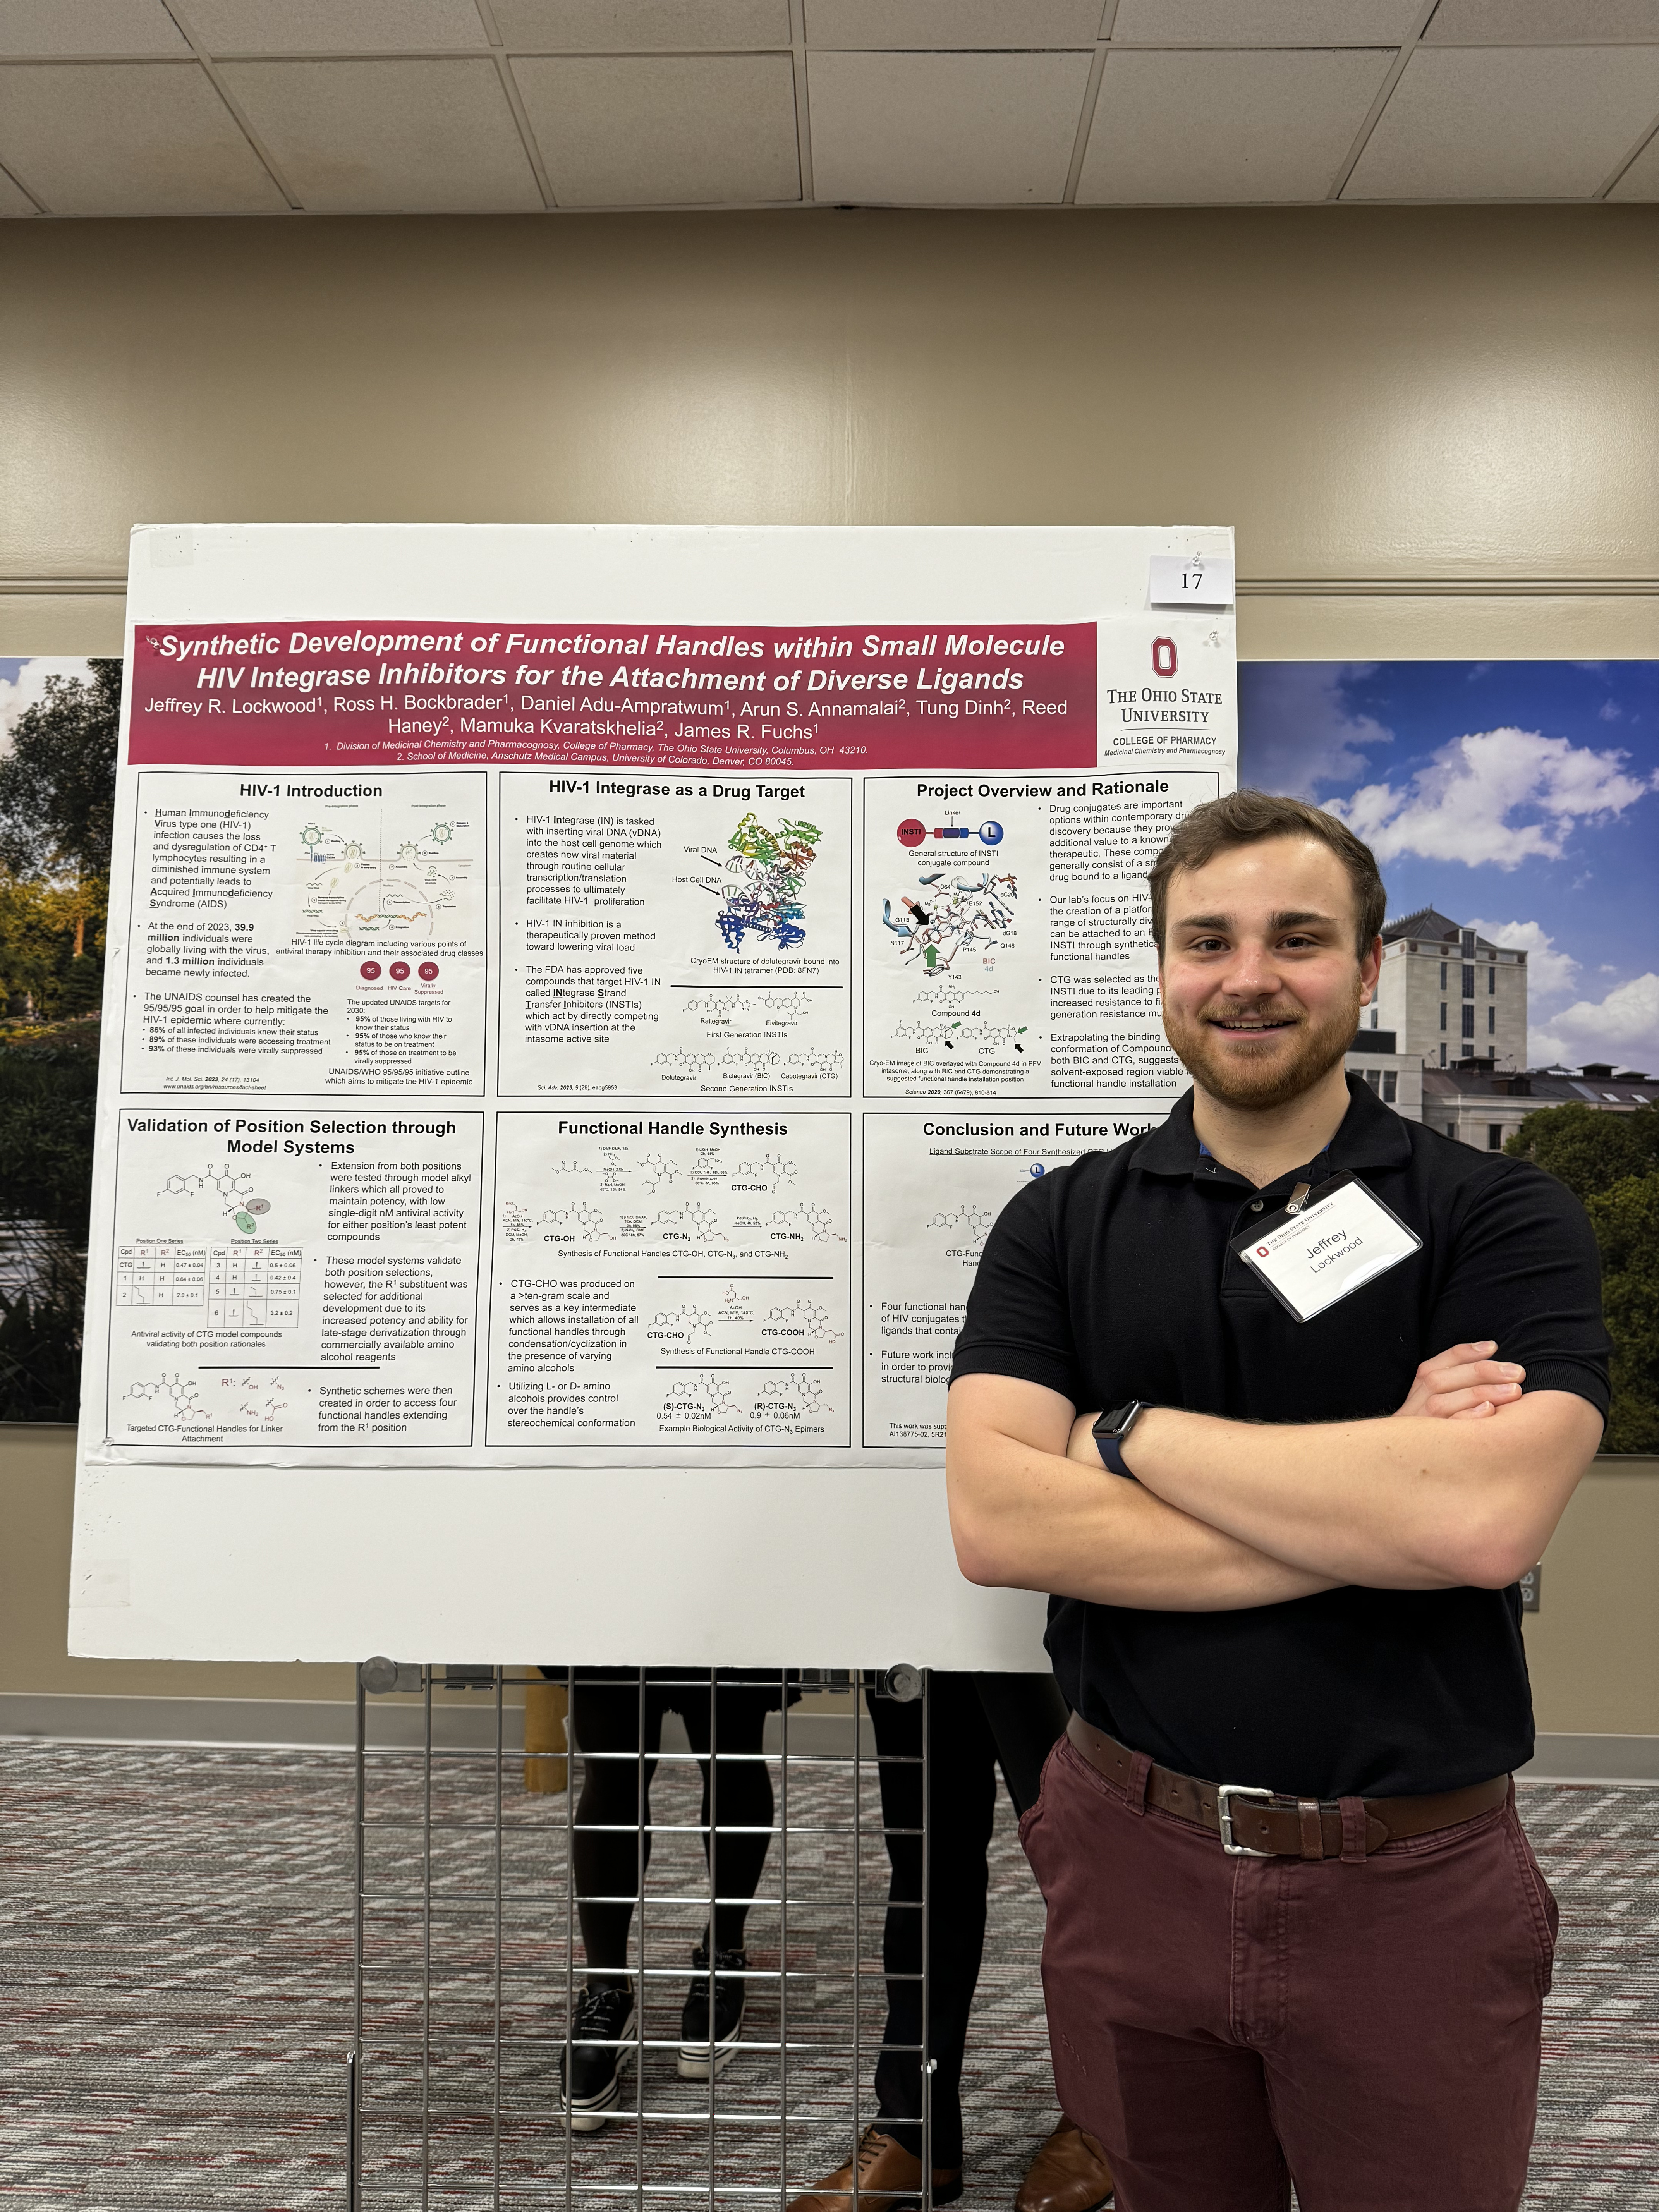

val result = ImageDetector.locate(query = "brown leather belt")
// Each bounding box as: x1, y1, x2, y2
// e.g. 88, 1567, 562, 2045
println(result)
1065, 1712, 1509, 1860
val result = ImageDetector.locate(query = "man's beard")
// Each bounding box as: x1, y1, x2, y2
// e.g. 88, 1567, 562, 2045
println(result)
1163, 984, 1364, 1112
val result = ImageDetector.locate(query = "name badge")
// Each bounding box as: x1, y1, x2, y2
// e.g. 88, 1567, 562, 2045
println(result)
1232, 1173, 1421, 1323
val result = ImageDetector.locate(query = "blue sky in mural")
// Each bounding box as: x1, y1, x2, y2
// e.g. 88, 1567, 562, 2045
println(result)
1238, 660, 1659, 1073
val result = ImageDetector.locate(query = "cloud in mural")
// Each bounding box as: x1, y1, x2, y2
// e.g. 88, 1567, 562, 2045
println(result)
1461, 918, 1580, 1001
1326, 727, 1656, 868
1532, 972, 1659, 1077
1233, 661, 1391, 797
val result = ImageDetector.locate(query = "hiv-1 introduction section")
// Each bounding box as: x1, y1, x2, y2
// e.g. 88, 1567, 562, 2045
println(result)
122, 769, 485, 1095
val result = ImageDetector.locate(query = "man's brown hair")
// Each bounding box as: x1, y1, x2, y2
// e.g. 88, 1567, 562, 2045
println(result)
1148, 788, 1386, 957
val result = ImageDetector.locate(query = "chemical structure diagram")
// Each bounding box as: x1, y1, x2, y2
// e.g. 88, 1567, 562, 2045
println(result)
783, 1048, 845, 1085
297, 814, 470, 943
880, 869, 1017, 975
218, 1374, 292, 1422
761, 1297, 845, 1344
767, 1201, 844, 1244
709, 812, 823, 953
928, 1200, 1000, 1253
684, 988, 815, 1020
158, 1162, 272, 1237
639, 1152, 682, 1194
661, 1372, 734, 1412
889, 1017, 1028, 1058
500, 1199, 534, 1242
656, 1200, 724, 1244
649, 1302, 715, 1343
756, 1371, 828, 1414
718, 1046, 781, 1082
653, 1046, 717, 1080
538, 1200, 608, 1242
124, 1371, 203, 1417
732, 1152, 797, 1188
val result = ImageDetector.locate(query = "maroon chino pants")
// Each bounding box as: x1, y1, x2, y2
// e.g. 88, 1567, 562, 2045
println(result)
1020, 1735, 1558, 2212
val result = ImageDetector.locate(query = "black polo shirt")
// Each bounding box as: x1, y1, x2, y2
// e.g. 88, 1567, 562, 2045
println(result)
950, 1075, 1609, 1798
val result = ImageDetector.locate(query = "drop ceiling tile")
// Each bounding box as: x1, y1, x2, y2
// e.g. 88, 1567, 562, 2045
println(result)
1079, 47, 1393, 202
1345, 44, 1659, 197
808, 50, 1093, 203
1424, 1, 1659, 41
189, 1, 488, 51
1607, 125, 1659, 195
0, 61, 287, 211
0, 0, 187, 55
806, 0, 1104, 47
1110, 0, 1420, 40
514, 52, 797, 203
0, 156, 37, 210
221, 57, 541, 210
494, 0, 790, 49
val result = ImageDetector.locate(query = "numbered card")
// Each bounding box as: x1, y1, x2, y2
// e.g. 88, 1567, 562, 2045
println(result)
1149, 553, 1235, 607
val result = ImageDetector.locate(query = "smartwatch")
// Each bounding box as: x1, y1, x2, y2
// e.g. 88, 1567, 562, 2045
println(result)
1092, 1400, 1153, 1480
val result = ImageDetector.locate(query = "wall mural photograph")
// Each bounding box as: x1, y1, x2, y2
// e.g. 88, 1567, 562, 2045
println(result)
3, 655, 1654, 1445
1240, 659, 1659, 1448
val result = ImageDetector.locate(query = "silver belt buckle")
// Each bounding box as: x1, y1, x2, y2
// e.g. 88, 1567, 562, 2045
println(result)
1217, 1782, 1274, 1856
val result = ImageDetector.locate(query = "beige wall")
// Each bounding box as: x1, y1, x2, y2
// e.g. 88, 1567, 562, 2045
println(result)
2, 205, 1655, 1713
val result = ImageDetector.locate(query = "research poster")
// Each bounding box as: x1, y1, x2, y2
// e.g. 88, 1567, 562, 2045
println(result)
72, 525, 1234, 1661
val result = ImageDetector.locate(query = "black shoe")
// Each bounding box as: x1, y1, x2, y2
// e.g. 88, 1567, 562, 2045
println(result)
558, 1980, 635, 2130
677, 1943, 747, 2078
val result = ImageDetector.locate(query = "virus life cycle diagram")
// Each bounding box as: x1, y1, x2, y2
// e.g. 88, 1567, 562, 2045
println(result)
296, 812, 472, 943
488, 1112, 853, 1448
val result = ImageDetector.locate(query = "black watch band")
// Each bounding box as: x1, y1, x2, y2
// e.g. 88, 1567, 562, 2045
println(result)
1092, 1399, 1152, 1480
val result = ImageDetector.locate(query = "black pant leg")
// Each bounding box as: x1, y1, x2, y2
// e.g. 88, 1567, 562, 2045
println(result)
867, 1671, 999, 2171
972, 1670, 1068, 1819
677, 1681, 777, 1956
571, 1680, 666, 1980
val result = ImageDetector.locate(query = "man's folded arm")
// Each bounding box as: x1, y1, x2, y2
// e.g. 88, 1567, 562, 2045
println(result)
1115, 1386, 1604, 1592
945, 1370, 1341, 1612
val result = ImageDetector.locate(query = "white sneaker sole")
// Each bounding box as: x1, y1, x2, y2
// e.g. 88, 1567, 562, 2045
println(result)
562, 2049, 633, 2130
676, 2033, 741, 2081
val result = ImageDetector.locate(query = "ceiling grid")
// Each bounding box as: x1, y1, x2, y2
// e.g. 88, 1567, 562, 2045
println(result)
0, 0, 1652, 215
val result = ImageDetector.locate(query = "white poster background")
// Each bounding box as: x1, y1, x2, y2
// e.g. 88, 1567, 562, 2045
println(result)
71, 524, 1235, 1663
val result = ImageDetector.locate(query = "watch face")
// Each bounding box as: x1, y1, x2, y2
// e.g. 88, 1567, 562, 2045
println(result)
1095, 1400, 1137, 1437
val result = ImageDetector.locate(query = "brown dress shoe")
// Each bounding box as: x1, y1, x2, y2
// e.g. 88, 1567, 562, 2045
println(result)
788, 2124, 964, 2211
1015, 2118, 1115, 2212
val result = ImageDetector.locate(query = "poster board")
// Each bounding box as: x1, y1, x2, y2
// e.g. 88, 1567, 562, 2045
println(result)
69, 524, 1235, 1663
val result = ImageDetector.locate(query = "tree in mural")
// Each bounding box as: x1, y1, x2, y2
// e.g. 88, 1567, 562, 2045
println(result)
0, 656, 119, 975
1508, 1102, 1659, 1452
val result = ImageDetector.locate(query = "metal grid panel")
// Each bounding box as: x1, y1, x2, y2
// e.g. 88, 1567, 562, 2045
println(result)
348, 1666, 935, 2209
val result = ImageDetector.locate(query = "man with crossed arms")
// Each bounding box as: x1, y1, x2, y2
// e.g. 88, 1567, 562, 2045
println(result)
946, 791, 1608, 2211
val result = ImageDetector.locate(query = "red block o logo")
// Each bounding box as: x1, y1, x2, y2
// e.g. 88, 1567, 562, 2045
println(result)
1152, 637, 1178, 678
1257, 1245, 1271, 1258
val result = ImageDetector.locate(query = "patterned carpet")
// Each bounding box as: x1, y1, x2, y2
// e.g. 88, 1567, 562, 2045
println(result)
2, 1741, 1657, 2207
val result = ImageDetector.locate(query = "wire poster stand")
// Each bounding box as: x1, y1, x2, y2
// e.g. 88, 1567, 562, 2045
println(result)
348, 1664, 934, 2209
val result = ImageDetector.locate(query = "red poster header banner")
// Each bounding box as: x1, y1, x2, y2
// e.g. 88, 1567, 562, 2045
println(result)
127, 621, 1097, 772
